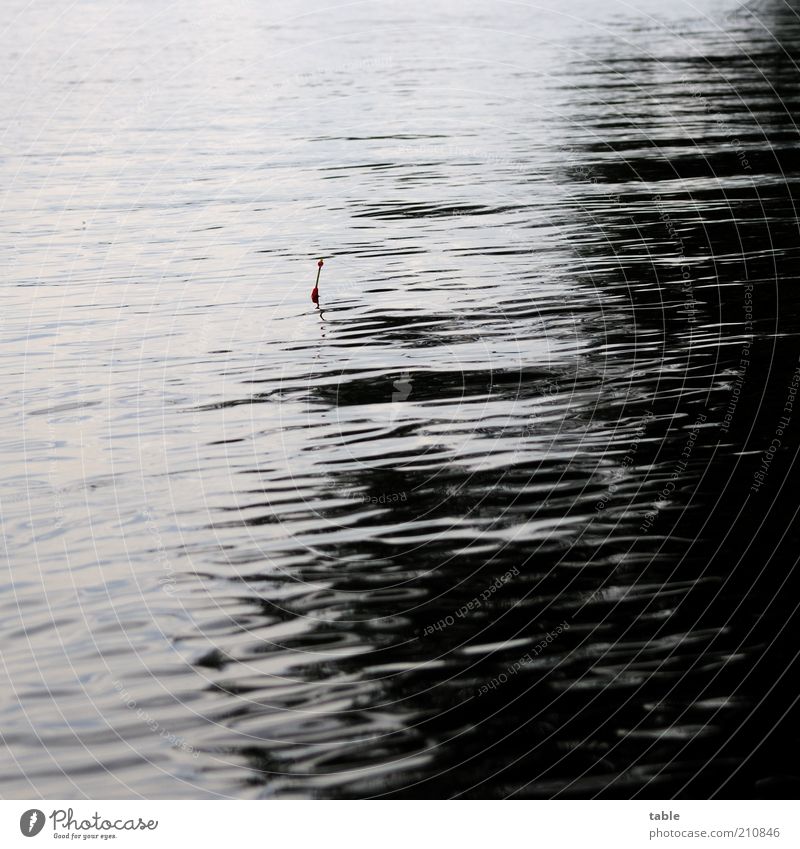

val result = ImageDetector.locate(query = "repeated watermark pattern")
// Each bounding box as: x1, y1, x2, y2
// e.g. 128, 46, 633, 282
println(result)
113, 680, 198, 758
139, 505, 178, 596
750, 357, 800, 494
680, 76, 753, 171
477, 621, 570, 696
388, 370, 413, 424
346, 489, 408, 505
423, 566, 520, 636
640, 412, 707, 533
721, 283, 754, 434
595, 410, 654, 513
652, 195, 700, 319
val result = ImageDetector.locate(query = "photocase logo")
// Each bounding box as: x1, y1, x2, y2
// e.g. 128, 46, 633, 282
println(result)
14, 807, 160, 838
19, 809, 45, 837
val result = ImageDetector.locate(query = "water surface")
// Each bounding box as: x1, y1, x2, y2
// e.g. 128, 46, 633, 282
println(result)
2, 0, 800, 798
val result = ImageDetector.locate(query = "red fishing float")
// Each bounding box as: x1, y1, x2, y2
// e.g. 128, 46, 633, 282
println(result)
311, 258, 323, 304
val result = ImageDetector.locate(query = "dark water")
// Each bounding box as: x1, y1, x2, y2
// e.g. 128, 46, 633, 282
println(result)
2, 0, 800, 798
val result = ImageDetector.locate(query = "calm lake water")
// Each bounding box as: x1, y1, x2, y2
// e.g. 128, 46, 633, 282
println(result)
2, 0, 800, 798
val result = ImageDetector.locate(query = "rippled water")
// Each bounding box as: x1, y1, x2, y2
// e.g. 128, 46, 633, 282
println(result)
2, 0, 800, 798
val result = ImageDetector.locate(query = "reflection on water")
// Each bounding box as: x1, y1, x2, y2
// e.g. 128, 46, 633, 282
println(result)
2, 0, 799, 798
